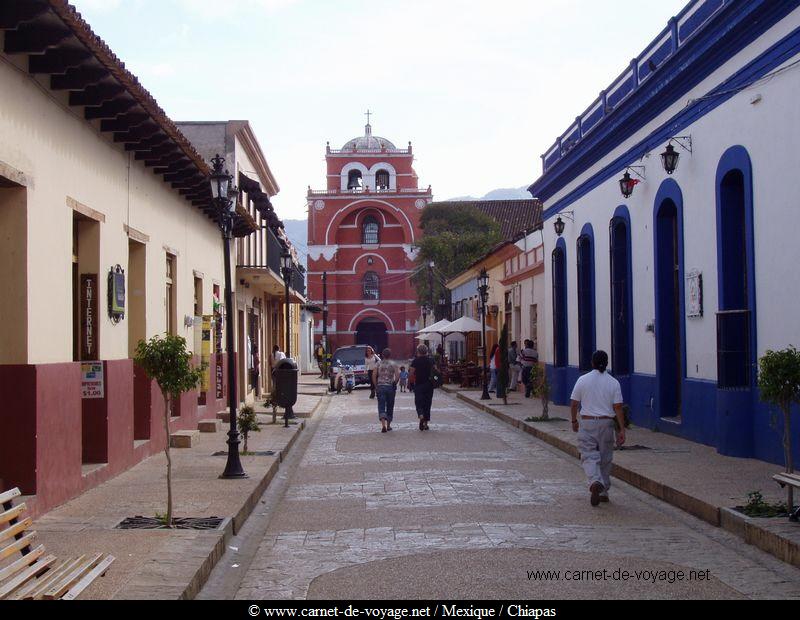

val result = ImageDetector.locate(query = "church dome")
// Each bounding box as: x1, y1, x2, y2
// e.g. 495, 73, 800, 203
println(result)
342, 123, 396, 151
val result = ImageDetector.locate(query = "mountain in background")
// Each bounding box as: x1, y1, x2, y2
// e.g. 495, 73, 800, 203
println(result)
446, 186, 531, 202
281, 186, 532, 268
282, 219, 308, 269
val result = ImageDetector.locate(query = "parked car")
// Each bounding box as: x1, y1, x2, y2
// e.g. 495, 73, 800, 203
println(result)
329, 345, 372, 391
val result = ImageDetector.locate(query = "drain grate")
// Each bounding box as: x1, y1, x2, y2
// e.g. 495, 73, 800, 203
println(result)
212, 450, 275, 457
116, 516, 224, 530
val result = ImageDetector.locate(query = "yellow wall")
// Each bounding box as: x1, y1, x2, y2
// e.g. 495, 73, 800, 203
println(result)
0, 54, 227, 364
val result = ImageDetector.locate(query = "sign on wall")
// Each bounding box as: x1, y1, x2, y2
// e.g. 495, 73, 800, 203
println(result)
81, 361, 104, 399
80, 274, 98, 360
201, 315, 211, 392
686, 270, 703, 318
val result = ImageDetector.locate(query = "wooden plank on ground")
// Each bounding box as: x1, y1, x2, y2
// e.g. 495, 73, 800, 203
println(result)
0, 544, 45, 582
0, 518, 32, 544
0, 532, 36, 561
0, 555, 56, 599
0, 503, 26, 525
42, 553, 102, 600
17, 555, 85, 600
62, 555, 115, 600
0, 489, 21, 505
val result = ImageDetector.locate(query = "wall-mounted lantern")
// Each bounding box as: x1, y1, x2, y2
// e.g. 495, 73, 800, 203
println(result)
619, 166, 646, 199
660, 136, 692, 175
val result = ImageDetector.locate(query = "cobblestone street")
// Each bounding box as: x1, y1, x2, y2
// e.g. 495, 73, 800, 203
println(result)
198, 388, 800, 600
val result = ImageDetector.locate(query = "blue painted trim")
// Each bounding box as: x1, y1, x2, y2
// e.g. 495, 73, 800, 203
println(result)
533, 9, 800, 217
653, 179, 687, 419
576, 223, 596, 371
552, 237, 569, 368
610, 205, 635, 377
715, 145, 758, 375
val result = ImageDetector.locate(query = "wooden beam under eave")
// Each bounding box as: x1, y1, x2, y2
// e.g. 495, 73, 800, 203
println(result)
28, 47, 91, 74
3, 24, 71, 54
70, 83, 125, 107
101, 113, 151, 133
0, 3, 49, 31
84, 99, 137, 120
113, 125, 161, 143
51, 66, 108, 90
124, 135, 171, 152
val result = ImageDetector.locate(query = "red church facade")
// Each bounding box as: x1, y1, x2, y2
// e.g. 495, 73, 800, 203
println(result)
307, 121, 432, 360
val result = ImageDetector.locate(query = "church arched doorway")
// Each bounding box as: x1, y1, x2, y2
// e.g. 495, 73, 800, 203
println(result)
355, 318, 387, 353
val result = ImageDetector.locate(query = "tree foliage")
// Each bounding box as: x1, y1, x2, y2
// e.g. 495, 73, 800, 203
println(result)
412, 203, 502, 305
134, 334, 204, 527
758, 346, 800, 513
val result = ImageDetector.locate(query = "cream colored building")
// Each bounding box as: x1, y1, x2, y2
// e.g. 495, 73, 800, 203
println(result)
0, 3, 291, 515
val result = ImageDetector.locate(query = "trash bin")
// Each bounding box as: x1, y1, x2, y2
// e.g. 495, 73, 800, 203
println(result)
273, 357, 298, 410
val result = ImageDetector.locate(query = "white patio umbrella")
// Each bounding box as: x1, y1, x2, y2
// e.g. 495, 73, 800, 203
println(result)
417, 319, 451, 335
441, 316, 492, 335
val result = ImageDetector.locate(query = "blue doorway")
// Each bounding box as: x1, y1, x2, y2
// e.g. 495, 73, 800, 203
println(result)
576, 225, 595, 372
654, 181, 685, 419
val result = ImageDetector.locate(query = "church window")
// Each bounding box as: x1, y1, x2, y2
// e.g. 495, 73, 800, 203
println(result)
363, 271, 380, 300
362, 215, 379, 244
375, 169, 390, 190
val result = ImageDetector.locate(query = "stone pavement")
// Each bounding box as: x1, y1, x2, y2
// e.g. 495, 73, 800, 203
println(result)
219, 387, 800, 600
26, 382, 326, 599
447, 385, 800, 569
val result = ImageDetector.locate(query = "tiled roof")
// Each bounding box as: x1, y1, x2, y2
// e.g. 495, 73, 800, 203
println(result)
428, 199, 543, 241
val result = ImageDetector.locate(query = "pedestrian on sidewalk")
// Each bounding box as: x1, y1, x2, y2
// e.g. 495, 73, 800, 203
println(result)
399, 366, 409, 392
519, 339, 538, 398
409, 344, 435, 430
570, 350, 626, 506
365, 346, 380, 399
374, 348, 400, 433
487, 343, 500, 393
508, 340, 520, 392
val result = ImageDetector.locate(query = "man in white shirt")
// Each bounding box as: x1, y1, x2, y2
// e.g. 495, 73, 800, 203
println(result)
570, 350, 626, 506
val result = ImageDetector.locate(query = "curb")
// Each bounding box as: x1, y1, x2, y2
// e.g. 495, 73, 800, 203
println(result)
119, 420, 308, 600
450, 389, 800, 569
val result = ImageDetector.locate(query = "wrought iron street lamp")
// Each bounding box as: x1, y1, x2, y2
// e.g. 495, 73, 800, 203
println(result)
554, 216, 566, 236
619, 166, 645, 199
478, 267, 491, 401
210, 154, 247, 480
281, 249, 293, 358
660, 136, 692, 175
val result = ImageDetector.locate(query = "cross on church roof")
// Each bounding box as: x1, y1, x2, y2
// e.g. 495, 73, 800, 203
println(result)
364, 109, 372, 125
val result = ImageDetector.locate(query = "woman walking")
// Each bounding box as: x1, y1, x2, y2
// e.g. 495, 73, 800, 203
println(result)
373, 348, 400, 433
365, 346, 380, 399
409, 344, 435, 430
487, 343, 500, 393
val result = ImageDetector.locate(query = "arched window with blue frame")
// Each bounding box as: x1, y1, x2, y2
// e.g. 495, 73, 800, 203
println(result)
576, 224, 596, 372
716, 146, 756, 389
609, 207, 633, 376
552, 239, 568, 368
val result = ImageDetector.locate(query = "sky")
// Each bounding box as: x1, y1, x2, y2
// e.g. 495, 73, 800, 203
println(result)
71, 0, 687, 221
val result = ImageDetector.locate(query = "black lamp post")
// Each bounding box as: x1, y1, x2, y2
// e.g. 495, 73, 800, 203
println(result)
280, 249, 293, 358
478, 267, 491, 401
211, 154, 247, 479
280, 248, 294, 424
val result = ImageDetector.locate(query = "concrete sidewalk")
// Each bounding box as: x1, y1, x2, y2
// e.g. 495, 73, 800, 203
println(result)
26, 386, 327, 600
443, 384, 800, 569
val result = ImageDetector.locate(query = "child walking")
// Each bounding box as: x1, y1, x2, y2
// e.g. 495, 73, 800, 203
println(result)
399, 366, 409, 392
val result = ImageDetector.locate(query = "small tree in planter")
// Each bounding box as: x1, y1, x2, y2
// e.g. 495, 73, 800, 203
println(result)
497, 324, 509, 403
238, 405, 260, 453
758, 346, 800, 515
134, 334, 203, 527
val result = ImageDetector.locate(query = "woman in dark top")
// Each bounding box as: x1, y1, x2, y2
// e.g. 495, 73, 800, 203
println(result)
409, 344, 435, 431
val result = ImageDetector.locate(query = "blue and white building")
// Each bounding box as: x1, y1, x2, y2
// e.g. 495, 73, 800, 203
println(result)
529, 0, 800, 464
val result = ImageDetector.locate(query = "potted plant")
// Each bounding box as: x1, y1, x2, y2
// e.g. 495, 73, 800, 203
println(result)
134, 334, 204, 527
238, 405, 261, 454
758, 346, 800, 515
